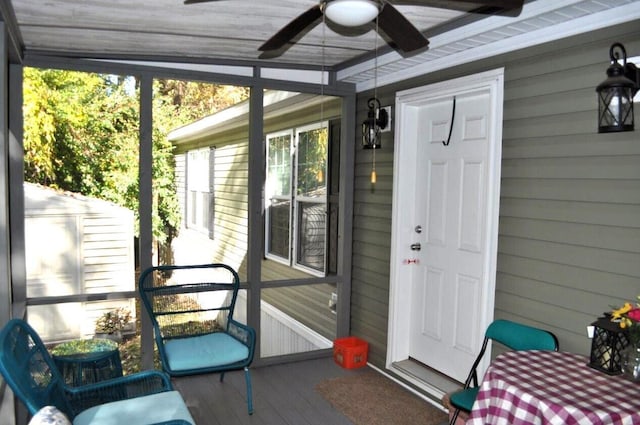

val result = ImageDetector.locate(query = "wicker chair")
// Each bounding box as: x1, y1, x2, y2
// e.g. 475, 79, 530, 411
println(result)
138, 263, 256, 415
0, 318, 195, 425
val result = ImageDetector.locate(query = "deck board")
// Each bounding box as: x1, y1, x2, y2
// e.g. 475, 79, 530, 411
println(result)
173, 357, 360, 425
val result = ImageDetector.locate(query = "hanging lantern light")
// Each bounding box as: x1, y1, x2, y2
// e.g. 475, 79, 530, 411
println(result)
596, 42, 639, 133
362, 97, 388, 149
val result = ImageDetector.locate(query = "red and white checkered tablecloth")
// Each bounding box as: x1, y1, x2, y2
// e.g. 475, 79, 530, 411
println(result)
466, 350, 640, 425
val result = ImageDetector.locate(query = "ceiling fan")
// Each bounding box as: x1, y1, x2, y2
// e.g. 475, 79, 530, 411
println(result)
185, 0, 525, 55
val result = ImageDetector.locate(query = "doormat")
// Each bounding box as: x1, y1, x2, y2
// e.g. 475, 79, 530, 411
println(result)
315, 369, 448, 425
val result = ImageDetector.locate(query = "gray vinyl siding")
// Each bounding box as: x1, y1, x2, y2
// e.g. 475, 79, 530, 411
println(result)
82, 216, 134, 292
262, 284, 337, 341
213, 139, 250, 271
497, 23, 640, 352
351, 143, 395, 367
351, 20, 640, 368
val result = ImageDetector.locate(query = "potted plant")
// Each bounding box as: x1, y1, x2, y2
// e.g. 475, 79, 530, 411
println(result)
94, 307, 132, 343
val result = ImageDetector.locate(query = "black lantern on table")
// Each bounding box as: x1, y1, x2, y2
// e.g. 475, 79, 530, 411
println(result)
588, 316, 630, 375
596, 42, 639, 133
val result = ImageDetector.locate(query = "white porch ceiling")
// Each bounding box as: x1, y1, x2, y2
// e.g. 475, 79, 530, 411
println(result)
5, 0, 640, 91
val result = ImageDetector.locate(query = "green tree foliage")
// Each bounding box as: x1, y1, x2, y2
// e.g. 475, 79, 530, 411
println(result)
24, 69, 138, 203
156, 79, 250, 123
23, 68, 248, 245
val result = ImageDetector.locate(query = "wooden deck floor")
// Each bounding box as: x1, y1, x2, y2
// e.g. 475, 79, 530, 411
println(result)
173, 356, 361, 425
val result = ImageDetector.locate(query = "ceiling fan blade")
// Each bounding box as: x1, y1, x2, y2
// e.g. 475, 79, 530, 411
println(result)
259, 5, 323, 52
470, 0, 524, 9
466, 0, 524, 16
184, 0, 225, 4
393, 0, 524, 16
377, 3, 429, 52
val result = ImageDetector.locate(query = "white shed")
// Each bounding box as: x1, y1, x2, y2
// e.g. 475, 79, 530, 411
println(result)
24, 183, 135, 342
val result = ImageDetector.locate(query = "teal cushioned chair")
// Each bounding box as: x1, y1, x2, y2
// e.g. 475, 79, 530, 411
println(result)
447, 319, 559, 425
0, 319, 195, 425
138, 263, 256, 415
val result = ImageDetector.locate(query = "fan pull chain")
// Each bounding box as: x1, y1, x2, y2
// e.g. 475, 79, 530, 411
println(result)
320, 13, 325, 131
371, 14, 379, 185
319, 13, 327, 186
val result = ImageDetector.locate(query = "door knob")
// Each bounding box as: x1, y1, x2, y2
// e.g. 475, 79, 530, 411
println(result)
410, 243, 421, 251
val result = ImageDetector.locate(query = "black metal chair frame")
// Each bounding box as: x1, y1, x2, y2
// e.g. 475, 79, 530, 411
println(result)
138, 263, 256, 415
447, 319, 559, 425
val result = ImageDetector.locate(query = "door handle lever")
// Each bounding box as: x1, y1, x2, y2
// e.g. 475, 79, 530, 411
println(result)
410, 243, 421, 251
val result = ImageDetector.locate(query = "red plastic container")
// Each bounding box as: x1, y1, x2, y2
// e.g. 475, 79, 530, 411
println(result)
333, 336, 368, 369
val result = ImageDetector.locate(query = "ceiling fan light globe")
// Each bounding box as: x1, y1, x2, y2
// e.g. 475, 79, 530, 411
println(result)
325, 0, 379, 27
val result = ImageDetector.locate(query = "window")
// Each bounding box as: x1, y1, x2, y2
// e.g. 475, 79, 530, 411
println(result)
186, 147, 214, 237
265, 122, 328, 275
265, 130, 293, 262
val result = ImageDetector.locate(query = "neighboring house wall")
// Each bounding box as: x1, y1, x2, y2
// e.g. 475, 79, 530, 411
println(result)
351, 21, 640, 367
172, 95, 343, 280
173, 135, 249, 275
171, 95, 342, 346
24, 183, 135, 342
213, 140, 250, 271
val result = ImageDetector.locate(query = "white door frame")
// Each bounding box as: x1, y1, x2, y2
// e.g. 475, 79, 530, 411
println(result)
387, 68, 504, 395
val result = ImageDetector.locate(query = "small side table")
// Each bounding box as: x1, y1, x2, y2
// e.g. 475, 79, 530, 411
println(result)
51, 338, 123, 386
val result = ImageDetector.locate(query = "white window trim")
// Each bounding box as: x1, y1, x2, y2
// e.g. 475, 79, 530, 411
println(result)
186, 147, 211, 235
265, 130, 294, 265
264, 121, 329, 277
292, 121, 328, 277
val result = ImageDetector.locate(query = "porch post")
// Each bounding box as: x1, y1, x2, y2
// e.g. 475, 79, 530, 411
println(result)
139, 73, 154, 369
336, 93, 356, 338
246, 69, 264, 362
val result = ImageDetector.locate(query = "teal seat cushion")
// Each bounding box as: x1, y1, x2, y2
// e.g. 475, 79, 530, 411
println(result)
165, 332, 249, 371
72, 391, 194, 425
449, 386, 480, 411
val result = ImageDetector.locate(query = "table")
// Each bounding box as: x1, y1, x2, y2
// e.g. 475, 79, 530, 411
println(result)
51, 338, 123, 386
466, 350, 640, 425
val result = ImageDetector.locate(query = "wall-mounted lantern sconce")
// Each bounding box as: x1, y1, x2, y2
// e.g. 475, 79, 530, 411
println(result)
596, 42, 639, 133
362, 97, 389, 149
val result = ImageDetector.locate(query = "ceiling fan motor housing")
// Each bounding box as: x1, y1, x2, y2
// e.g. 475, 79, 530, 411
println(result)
324, 0, 380, 27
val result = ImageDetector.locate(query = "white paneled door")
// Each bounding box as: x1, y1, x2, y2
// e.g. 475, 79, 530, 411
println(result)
409, 89, 491, 379
389, 69, 504, 385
